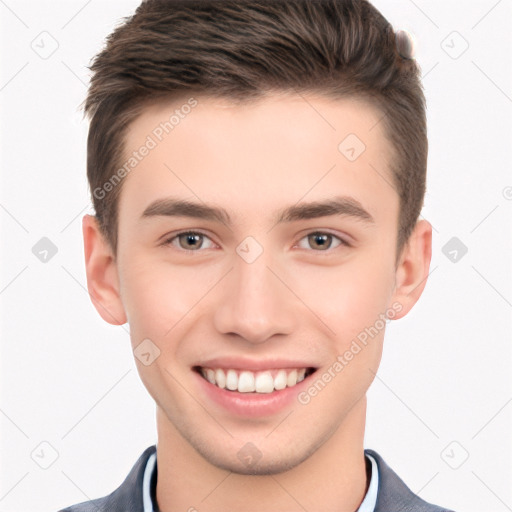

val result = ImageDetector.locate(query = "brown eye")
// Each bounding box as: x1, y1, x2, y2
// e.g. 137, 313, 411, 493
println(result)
308, 233, 332, 250
178, 232, 203, 250
297, 232, 348, 251
163, 231, 215, 251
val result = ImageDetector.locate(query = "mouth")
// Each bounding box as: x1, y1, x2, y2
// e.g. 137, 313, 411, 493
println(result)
194, 366, 317, 394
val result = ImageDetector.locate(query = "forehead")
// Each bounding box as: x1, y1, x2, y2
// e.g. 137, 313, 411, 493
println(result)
118, 92, 397, 226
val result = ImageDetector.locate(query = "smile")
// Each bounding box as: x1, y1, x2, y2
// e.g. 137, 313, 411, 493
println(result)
196, 367, 316, 394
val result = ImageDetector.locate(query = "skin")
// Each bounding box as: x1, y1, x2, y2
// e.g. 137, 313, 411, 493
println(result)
83, 92, 432, 512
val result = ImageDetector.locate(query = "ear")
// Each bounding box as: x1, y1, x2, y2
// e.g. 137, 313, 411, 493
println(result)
82, 214, 127, 326
390, 219, 432, 319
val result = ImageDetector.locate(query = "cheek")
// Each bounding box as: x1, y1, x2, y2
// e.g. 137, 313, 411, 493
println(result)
117, 257, 181, 342
117, 255, 221, 346
286, 255, 395, 343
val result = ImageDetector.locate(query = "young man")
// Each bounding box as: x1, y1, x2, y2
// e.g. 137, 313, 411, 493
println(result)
60, 0, 454, 510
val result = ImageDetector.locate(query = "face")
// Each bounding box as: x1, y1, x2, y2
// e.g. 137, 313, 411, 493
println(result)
87, 93, 427, 475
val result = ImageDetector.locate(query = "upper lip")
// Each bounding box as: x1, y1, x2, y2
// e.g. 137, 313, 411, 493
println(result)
195, 357, 318, 372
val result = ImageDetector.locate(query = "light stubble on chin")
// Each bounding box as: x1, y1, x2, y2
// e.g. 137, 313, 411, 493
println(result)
166, 409, 346, 476
192, 438, 324, 476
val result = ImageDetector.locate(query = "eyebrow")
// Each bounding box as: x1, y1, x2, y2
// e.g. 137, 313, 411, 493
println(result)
141, 195, 374, 225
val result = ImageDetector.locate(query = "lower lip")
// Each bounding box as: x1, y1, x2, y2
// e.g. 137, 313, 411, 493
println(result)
193, 370, 315, 418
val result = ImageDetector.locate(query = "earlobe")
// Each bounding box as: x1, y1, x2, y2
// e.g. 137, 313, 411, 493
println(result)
82, 214, 127, 326
390, 219, 432, 320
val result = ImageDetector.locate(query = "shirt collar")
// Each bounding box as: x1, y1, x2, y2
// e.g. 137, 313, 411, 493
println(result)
143, 450, 379, 512
356, 453, 379, 512
143, 451, 157, 512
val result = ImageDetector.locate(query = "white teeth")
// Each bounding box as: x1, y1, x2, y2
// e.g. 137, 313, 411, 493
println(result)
226, 369, 238, 391
274, 370, 287, 390
215, 368, 226, 389
287, 369, 298, 387
238, 371, 255, 392
255, 371, 274, 393
200, 367, 312, 393
206, 368, 215, 384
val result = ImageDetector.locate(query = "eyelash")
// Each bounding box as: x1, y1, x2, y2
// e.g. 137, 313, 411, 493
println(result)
161, 230, 351, 254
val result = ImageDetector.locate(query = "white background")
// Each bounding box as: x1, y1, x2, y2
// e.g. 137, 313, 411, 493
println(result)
0, 1, 511, 511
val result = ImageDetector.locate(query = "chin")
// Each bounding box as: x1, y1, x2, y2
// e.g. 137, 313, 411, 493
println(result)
187, 432, 325, 476
202, 449, 310, 476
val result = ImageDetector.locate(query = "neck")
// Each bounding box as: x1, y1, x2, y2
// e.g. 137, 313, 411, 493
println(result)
155, 397, 369, 512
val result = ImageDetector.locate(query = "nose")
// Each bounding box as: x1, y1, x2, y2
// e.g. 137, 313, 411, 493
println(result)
213, 245, 296, 344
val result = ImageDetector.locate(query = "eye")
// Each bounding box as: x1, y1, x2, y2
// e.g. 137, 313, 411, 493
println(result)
162, 230, 350, 253
162, 231, 215, 252
295, 231, 350, 252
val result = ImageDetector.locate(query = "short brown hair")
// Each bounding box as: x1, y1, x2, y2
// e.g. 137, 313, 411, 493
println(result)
83, 0, 427, 260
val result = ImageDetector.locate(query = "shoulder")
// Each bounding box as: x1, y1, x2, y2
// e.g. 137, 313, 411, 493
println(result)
365, 449, 456, 512
58, 496, 108, 512
57, 445, 157, 512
